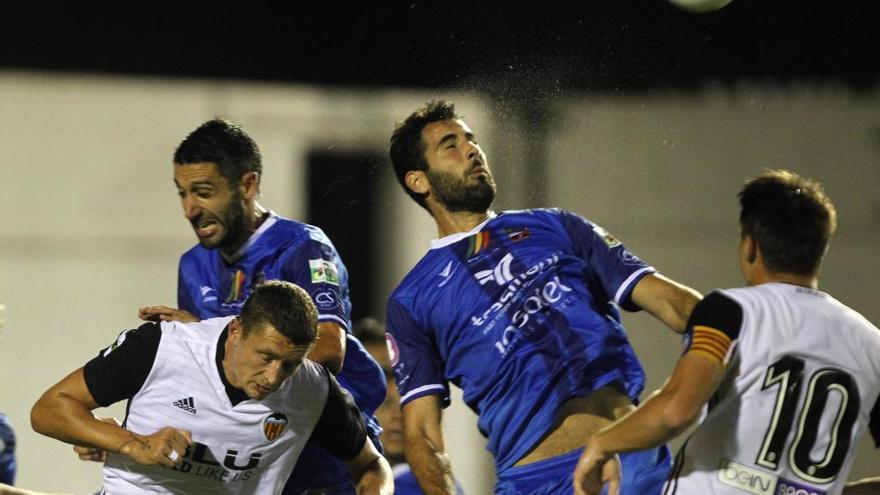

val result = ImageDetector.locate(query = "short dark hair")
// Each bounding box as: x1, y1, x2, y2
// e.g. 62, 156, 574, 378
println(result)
739, 169, 837, 276
389, 100, 461, 209
239, 280, 318, 346
174, 119, 262, 186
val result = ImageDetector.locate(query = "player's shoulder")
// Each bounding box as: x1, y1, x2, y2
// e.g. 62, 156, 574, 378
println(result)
282, 360, 332, 395
158, 316, 233, 343
180, 242, 212, 266
265, 215, 337, 251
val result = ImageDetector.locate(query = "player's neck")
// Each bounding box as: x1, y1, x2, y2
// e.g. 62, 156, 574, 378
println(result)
218, 203, 269, 262
752, 271, 818, 289
433, 208, 494, 237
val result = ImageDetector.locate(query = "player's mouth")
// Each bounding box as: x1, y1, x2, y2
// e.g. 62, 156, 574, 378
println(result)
253, 383, 273, 397
193, 219, 220, 239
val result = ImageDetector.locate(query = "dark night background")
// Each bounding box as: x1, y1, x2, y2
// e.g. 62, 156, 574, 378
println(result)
2, 1, 877, 92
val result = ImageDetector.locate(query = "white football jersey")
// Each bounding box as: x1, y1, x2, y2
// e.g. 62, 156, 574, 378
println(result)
96, 318, 334, 494
667, 283, 880, 495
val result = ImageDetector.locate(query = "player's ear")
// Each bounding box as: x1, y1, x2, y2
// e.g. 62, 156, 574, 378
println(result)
239, 171, 260, 199
228, 317, 244, 342
405, 170, 429, 195
745, 235, 758, 264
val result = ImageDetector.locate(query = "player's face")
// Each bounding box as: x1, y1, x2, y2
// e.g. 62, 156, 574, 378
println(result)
421, 119, 496, 213
225, 320, 312, 400
174, 162, 247, 251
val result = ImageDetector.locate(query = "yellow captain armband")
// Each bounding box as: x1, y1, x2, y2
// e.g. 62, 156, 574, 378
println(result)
687, 325, 733, 365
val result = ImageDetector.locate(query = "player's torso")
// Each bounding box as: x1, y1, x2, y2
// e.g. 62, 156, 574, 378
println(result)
395, 211, 645, 414
672, 283, 880, 495
103, 321, 328, 494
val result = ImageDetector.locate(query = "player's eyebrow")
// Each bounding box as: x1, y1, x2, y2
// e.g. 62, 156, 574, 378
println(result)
436, 133, 457, 149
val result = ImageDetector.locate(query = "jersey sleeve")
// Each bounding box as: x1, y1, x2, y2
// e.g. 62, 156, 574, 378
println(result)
386, 297, 450, 408
280, 237, 349, 330
311, 368, 368, 461
558, 210, 655, 311
684, 291, 743, 365
82, 322, 162, 407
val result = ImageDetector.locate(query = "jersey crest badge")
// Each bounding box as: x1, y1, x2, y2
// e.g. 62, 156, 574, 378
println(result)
262, 412, 288, 441
504, 227, 531, 242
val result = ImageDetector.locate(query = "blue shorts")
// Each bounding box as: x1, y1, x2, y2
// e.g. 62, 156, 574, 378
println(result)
494, 445, 671, 495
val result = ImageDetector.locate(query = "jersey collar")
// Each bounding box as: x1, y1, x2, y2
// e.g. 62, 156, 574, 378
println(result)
223, 211, 279, 263
429, 211, 498, 250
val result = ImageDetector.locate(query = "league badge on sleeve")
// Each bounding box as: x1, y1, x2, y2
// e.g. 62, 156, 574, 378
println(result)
592, 225, 621, 248
309, 259, 340, 286
102, 330, 131, 357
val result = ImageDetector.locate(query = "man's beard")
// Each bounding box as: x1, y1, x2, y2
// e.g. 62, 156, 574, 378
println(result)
194, 193, 246, 251
426, 167, 496, 213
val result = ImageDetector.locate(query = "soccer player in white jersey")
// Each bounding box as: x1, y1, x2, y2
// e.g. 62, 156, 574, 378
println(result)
574, 170, 880, 495
31, 281, 393, 495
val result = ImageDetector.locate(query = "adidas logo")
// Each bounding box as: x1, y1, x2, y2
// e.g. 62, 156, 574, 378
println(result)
173, 396, 197, 414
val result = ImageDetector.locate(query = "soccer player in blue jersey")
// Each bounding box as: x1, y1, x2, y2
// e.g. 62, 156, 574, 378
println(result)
136, 119, 387, 495
386, 101, 702, 494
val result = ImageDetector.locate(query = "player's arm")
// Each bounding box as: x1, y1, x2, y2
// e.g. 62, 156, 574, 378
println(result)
402, 395, 456, 495
344, 436, 394, 495
308, 321, 346, 374
844, 477, 880, 495
30, 368, 190, 467
137, 305, 198, 323
574, 292, 740, 495
631, 273, 702, 334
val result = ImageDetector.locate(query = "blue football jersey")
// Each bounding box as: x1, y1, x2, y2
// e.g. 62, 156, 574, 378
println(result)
386, 209, 653, 471
177, 213, 386, 421
0, 412, 15, 485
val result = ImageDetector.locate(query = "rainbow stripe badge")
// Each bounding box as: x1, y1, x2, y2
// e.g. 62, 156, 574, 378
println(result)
226, 270, 245, 303
466, 231, 491, 257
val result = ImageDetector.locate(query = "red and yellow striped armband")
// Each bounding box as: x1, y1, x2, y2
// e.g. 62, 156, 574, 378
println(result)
687, 325, 733, 365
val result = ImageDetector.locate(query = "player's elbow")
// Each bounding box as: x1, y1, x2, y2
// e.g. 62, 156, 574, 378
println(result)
30, 393, 57, 437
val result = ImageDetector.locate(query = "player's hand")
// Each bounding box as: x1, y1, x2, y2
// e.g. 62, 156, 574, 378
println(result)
74, 444, 108, 462
138, 306, 198, 323
119, 427, 192, 467
73, 416, 121, 462
574, 444, 621, 495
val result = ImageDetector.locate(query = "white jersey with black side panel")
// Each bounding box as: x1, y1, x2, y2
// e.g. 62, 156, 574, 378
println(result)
667, 283, 880, 495
84, 317, 367, 495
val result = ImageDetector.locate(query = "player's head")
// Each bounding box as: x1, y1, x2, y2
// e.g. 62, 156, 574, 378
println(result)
173, 119, 262, 252
353, 318, 403, 464
226, 281, 318, 400
738, 169, 836, 281
390, 100, 496, 215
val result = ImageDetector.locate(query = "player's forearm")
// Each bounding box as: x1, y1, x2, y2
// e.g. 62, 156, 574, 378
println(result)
405, 436, 456, 495
590, 389, 698, 456
843, 477, 880, 495
31, 391, 135, 453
